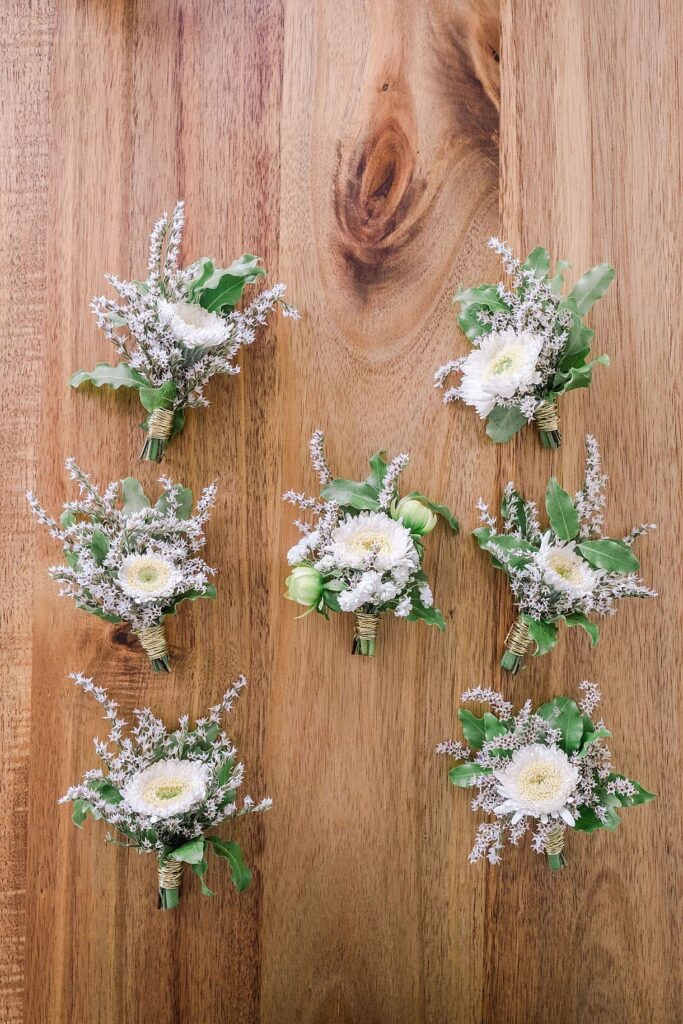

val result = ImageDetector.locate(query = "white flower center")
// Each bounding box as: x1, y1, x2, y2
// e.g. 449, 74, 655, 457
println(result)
489, 349, 519, 375
171, 300, 212, 330
143, 779, 189, 808
348, 530, 393, 556
515, 762, 565, 802
546, 554, 584, 583
121, 556, 172, 594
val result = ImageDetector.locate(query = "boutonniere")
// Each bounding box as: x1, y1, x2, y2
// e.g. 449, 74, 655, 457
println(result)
435, 238, 614, 447
27, 460, 217, 671
474, 436, 655, 673
438, 681, 653, 870
70, 201, 298, 462
60, 673, 271, 909
283, 431, 458, 656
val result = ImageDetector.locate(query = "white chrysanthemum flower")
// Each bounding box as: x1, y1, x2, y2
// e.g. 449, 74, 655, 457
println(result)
121, 759, 209, 821
118, 554, 183, 602
326, 512, 418, 572
458, 328, 544, 418
535, 533, 600, 598
158, 298, 230, 349
493, 744, 579, 825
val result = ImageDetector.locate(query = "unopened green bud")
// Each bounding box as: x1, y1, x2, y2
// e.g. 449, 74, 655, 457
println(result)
285, 565, 324, 607
392, 496, 437, 535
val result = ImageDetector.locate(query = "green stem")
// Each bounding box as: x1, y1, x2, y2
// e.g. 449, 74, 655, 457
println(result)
158, 885, 181, 910
547, 851, 567, 871
150, 655, 172, 673
500, 650, 523, 674
140, 435, 166, 463
539, 428, 562, 449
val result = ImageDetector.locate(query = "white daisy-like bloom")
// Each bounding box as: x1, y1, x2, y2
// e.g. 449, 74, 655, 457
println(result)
458, 328, 544, 418
118, 553, 183, 602
158, 298, 230, 349
493, 744, 579, 826
287, 530, 320, 566
121, 759, 209, 821
535, 533, 600, 599
326, 511, 418, 573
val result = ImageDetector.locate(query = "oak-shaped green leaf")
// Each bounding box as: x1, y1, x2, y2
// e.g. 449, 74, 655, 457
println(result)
70, 362, 148, 391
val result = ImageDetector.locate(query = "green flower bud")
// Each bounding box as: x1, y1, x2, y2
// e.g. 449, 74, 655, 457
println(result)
392, 496, 438, 535
285, 565, 324, 607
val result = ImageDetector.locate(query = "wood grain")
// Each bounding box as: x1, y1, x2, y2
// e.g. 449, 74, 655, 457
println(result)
0, 0, 679, 1021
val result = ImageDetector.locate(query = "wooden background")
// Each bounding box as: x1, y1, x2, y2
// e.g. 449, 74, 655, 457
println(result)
1, 1, 681, 1021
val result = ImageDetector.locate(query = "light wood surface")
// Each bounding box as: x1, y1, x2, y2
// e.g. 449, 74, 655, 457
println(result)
0, 1, 679, 1022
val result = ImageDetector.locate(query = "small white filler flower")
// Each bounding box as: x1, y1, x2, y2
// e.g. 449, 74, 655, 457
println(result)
157, 298, 231, 349
326, 511, 418, 572
118, 554, 184, 602
458, 328, 544, 418
494, 744, 579, 826
535, 534, 600, 599
121, 759, 210, 821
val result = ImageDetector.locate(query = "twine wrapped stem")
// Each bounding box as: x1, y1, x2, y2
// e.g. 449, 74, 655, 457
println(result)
500, 616, 532, 674
158, 858, 183, 910
535, 399, 562, 449
545, 822, 567, 871
353, 612, 379, 657
140, 406, 175, 463
136, 623, 171, 672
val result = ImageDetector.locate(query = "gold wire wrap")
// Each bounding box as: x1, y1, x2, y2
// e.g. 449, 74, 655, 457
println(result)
535, 400, 560, 432
137, 623, 169, 661
505, 617, 532, 657
158, 859, 183, 892
147, 406, 174, 441
354, 612, 379, 644
544, 822, 566, 857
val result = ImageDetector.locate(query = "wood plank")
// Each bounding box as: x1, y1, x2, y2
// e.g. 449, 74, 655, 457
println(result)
494, 2, 682, 1022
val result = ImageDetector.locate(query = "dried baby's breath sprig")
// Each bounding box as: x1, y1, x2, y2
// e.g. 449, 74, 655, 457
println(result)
439, 682, 654, 870
70, 201, 299, 462
283, 432, 459, 656
27, 460, 217, 671
473, 436, 655, 673
435, 238, 613, 448
60, 673, 271, 910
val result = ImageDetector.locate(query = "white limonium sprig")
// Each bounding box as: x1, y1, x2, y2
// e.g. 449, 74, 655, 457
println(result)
473, 436, 656, 673
435, 238, 614, 448
60, 673, 271, 910
70, 201, 299, 462
283, 432, 459, 656
27, 460, 218, 672
439, 682, 654, 870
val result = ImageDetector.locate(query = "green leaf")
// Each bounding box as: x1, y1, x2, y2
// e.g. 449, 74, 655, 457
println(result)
406, 604, 445, 630
198, 255, 266, 313
521, 246, 550, 278
536, 696, 584, 753
87, 779, 123, 803
486, 405, 528, 443
320, 479, 380, 511
402, 492, 459, 532
554, 354, 609, 394
365, 451, 388, 492
121, 478, 150, 517
606, 775, 655, 807
448, 763, 492, 787
577, 539, 640, 573
90, 529, 109, 565
60, 510, 77, 529
483, 712, 507, 740
207, 837, 252, 891
191, 858, 215, 897
501, 488, 528, 538
545, 477, 579, 540
185, 259, 215, 302
155, 485, 193, 520
548, 259, 571, 296
82, 604, 124, 624
169, 838, 206, 865
558, 320, 594, 371
457, 709, 486, 750
69, 362, 148, 391
472, 526, 492, 548
561, 612, 600, 647
523, 616, 559, 656
139, 381, 177, 414
165, 584, 217, 615
577, 727, 611, 757
216, 758, 235, 788
485, 535, 537, 570
573, 807, 609, 833
454, 286, 510, 342
71, 799, 91, 828
568, 263, 615, 315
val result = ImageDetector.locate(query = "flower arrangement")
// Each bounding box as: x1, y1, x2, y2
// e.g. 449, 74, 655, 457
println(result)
70, 201, 298, 462
474, 436, 655, 673
283, 431, 459, 655
60, 673, 271, 909
27, 459, 217, 671
434, 238, 614, 448
438, 681, 653, 870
